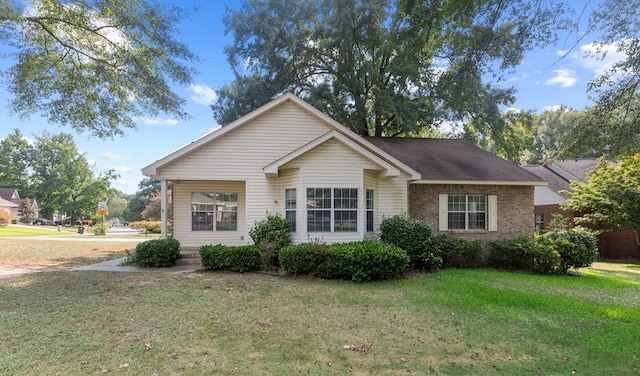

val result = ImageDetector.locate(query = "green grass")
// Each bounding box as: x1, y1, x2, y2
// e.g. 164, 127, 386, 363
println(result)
1, 268, 638, 375
0, 225, 73, 236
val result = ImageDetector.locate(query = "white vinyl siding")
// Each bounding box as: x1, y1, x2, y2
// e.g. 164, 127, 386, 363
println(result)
150, 100, 412, 247
439, 194, 497, 232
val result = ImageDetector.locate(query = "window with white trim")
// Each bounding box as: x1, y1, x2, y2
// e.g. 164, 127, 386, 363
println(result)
285, 188, 296, 232
191, 192, 238, 231
307, 188, 358, 232
439, 194, 497, 232
366, 189, 374, 232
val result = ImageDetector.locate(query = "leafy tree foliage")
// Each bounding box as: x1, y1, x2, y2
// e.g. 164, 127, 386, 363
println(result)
0, 0, 197, 138
126, 178, 162, 221
213, 0, 570, 137
18, 198, 36, 224
562, 155, 640, 245
560, 0, 640, 157
0, 129, 33, 195
28, 131, 117, 220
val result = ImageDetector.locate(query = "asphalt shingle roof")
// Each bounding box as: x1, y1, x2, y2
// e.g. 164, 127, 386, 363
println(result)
366, 138, 544, 182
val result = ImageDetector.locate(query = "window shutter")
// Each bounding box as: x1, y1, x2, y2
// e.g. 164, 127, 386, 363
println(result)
438, 194, 448, 231
488, 195, 497, 232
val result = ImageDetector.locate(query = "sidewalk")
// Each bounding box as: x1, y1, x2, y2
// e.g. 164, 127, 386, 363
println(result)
70, 257, 202, 274
0, 258, 202, 278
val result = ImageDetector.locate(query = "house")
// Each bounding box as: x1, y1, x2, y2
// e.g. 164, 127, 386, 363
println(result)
0, 197, 19, 217
142, 93, 546, 249
522, 160, 639, 259
0, 188, 40, 220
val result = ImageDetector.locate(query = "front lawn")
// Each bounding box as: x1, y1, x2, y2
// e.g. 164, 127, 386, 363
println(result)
0, 238, 140, 268
0, 225, 74, 237
1, 267, 638, 374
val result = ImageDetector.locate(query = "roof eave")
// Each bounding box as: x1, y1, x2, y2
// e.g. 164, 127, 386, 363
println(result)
410, 179, 548, 186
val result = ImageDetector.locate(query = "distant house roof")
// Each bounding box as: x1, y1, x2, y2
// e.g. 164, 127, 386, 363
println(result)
521, 159, 599, 206
0, 197, 19, 208
0, 188, 20, 201
366, 138, 546, 185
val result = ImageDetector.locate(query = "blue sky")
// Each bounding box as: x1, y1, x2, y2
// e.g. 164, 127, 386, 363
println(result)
0, 0, 624, 194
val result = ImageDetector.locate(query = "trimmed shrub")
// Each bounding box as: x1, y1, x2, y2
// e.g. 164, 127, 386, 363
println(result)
134, 238, 181, 267
199, 244, 261, 273
429, 234, 483, 268
487, 236, 560, 274
11, 218, 18, 224
537, 227, 598, 272
279, 241, 331, 276
314, 240, 410, 282
0, 211, 10, 226
249, 213, 291, 268
379, 212, 433, 267
129, 221, 161, 233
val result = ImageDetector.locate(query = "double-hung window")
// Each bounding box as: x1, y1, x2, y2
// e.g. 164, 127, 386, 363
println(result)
440, 194, 497, 231
191, 192, 238, 231
307, 188, 358, 232
285, 188, 297, 232
366, 189, 374, 232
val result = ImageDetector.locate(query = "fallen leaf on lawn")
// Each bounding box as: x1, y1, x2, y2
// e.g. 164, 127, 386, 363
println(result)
119, 364, 129, 369
144, 343, 152, 351
343, 343, 373, 354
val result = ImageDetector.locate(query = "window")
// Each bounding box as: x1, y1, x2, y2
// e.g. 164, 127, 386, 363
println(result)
439, 194, 496, 232
366, 189, 374, 232
285, 188, 296, 232
535, 213, 544, 231
307, 188, 358, 232
191, 192, 238, 231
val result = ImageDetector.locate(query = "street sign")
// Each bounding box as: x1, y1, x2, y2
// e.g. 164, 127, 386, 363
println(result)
98, 202, 107, 216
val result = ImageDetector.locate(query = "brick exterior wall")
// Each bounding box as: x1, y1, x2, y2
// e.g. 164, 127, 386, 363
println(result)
408, 184, 535, 243
534, 204, 573, 231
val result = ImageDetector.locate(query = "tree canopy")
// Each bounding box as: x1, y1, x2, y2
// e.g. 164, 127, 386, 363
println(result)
562, 154, 640, 245
213, 0, 570, 137
560, 0, 640, 158
0, 0, 198, 138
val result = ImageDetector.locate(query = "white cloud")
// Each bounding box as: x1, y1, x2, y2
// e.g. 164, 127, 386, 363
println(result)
137, 117, 180, 126
544, 105, 562, 112
544, 69, 578, 88
111, 165, 134, 173
190, 84, 217, 105
576, 42, 627, 76
101, 152, 123, 160
508, 73, 530, 82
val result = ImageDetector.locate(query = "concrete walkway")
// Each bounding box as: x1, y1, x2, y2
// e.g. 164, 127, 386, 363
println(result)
0, 258, 201, 278
70, 257, 202, 274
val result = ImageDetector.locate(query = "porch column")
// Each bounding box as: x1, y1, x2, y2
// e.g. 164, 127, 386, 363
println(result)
160, 180, 168, 239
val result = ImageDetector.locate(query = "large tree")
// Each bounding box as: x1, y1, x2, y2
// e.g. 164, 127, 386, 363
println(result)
562, 154, 640, 245
213, 0, 570, 138
29, 131, 117, 219
0, 0, 197, 138
0, 128, 33, 195
560, 0, 640, 157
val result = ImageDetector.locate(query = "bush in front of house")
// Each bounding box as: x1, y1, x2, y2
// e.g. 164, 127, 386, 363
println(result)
487, 236, 561, 274
249, 213, 291, 268
429, 234, 484, 268
279, 241, 331, 276
379, 212, 433, 268
537, 227, 599, 272
134, 238, 181, 267
312, 240, 410, 282
199, 244, 261, 272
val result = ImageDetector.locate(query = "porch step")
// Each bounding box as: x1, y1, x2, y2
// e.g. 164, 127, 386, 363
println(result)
175, 250, 202, 267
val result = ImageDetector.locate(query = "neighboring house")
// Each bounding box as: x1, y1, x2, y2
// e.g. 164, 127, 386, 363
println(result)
0, 188, 40, 220
142, 93, 545, 249
522, 160, 639, 259
0, 197, 19, 217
